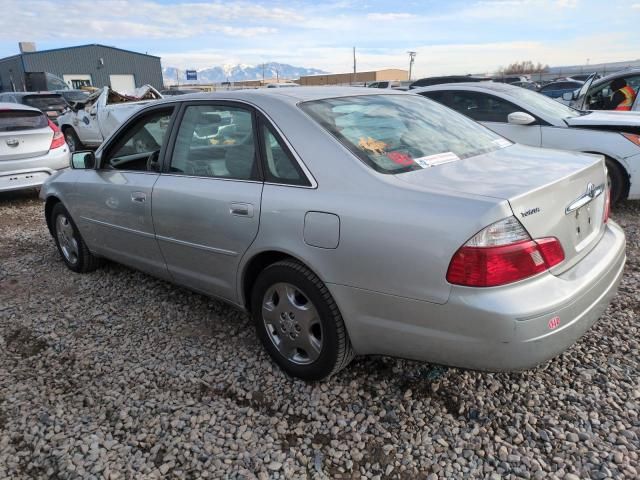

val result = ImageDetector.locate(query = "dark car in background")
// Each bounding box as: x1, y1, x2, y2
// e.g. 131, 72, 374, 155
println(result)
56, 89, 91, 106
409, 75, 490, 89
537, 80, 583, 102
0, 91, 68, 124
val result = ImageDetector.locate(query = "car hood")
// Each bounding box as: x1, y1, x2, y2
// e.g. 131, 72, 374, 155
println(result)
566, 110, 640, 127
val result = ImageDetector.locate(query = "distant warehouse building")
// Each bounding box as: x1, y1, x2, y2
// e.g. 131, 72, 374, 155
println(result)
298, 68, 408, 86
0, 43, 163, 92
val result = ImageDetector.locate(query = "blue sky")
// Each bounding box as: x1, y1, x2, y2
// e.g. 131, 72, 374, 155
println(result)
1, 0, 638, 75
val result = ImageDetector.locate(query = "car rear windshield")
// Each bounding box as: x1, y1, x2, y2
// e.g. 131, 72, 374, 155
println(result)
300, 94, 507, 174
0, 110, 48, 131
23, 94, 66, 111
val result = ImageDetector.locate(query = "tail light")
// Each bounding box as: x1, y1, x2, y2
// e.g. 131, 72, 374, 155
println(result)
48, 119, 65, 150
621, 132, 640, 147
446, 216, 565, 287
603, 187, 610, 223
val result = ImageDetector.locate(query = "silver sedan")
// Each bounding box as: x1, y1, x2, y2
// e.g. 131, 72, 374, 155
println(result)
40, 88, 626, 380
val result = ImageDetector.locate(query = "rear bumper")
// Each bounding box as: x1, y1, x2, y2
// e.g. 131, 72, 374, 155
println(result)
329, 221, 626, 370
0, 146, 70, 192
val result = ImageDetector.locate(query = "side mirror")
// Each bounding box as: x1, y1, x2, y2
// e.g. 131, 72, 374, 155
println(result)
507, 111, 536, 126
562, 91, 574, 101
70, 151, 96, 169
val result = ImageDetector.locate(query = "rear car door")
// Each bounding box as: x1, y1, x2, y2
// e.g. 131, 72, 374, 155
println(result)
68, 105, 176, 279
426, 90, 542, 146
152, 101, 263, 302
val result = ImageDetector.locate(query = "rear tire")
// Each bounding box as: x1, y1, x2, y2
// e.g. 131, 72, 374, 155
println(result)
51, 203, 100, 273
605, 158, 627, 205
251, 260, 354, 381
63, 128, 83, 153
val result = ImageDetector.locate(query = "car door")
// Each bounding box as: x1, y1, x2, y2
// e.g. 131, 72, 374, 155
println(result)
427, 90, 542, 146
152, 102, 263, 302
68, 105, 176, 279
74, 92, 106, 145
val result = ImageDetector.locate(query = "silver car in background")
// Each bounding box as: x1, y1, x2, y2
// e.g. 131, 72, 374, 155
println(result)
1, 102, 70, 192
40, 88, 625, 380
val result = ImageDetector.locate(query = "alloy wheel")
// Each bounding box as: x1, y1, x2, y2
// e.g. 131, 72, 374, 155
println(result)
262, 282, 323, 365
56, 214, 79, 265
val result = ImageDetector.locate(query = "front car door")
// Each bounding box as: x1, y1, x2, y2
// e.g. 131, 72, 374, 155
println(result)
152, 101, 263, 302
68, 105, 176, 279
425, 90, 542, 146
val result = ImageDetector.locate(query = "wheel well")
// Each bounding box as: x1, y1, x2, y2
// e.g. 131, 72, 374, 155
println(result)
586, 153, 630, 199
242, 251, 305, 312
44, 196, 61, 236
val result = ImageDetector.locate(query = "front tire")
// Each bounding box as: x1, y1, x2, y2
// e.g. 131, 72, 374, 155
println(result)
251, 260, 354, 381
51, 203, 100, 273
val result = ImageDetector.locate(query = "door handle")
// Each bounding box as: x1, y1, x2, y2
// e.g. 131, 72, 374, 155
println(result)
131, 192, 147, 203
230, 202, 254, 217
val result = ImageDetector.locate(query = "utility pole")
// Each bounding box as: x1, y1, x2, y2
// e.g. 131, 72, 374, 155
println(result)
408, 51, 417, 81
353, 47, 357, 84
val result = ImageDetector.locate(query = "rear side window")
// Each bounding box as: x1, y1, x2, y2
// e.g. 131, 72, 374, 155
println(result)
22, 94, 66, 110
300, 94, 504, 174
0, 110, 48, 131
259, 120, 310, 186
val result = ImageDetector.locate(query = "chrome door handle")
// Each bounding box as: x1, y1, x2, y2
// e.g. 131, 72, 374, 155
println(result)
131, 192, 147, 203
230, 202, 254, 217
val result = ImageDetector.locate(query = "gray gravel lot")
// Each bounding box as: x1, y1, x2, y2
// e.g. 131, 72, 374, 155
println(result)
0, 189, 638, 480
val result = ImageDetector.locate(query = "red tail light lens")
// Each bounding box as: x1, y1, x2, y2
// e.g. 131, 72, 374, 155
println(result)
446, 217, 565, 287
603, 188, 610, 223
48, 119, 65, 150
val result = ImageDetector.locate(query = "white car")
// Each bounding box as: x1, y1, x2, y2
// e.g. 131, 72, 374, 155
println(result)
414, 83, 640, 203
0, 102, 70, 192
58, 85, 163, 151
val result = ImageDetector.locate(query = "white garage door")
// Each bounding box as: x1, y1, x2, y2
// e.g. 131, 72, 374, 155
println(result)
109, 74, 136, 92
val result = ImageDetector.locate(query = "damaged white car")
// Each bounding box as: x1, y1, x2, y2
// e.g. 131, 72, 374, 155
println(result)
57, 85, 163, 151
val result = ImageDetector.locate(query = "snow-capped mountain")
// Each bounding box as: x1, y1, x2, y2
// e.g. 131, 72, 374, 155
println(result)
162, 62, 327, 84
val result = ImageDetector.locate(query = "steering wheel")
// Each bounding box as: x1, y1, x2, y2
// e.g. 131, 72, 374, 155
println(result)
146, 150, 160, 171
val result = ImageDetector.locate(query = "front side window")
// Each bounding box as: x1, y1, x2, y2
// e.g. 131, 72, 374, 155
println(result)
103, 108, 173, 171
300, 94, 506, 174
170, 104, 257, 180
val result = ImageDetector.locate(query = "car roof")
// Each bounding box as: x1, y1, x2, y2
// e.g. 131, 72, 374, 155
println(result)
149, 86, 409, 107
593, 68, 640, 86
9, 91, 63, 97
0, 101, 42, 112
412, 82, 521, 94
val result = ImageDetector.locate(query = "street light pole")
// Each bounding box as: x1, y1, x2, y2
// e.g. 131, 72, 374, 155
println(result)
408, 51, 417, 81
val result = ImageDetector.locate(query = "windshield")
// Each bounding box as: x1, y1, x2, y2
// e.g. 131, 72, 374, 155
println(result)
300, 94, 508, 174
506, 87, 583, 119
60, 91, 90, 103
23, 94, 66, 111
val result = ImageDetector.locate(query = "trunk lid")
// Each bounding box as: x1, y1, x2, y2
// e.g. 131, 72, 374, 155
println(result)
0, 110, 53, 160
396, 144, 607, 272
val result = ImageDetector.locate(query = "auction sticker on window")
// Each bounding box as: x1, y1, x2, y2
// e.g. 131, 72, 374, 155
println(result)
492, 138, 512, 148
414, 152, 460, 168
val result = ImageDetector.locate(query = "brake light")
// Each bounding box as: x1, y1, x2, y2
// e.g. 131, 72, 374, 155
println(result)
603, 187, 610, 223
48, 119, 65, 150
446, 217, 565, 287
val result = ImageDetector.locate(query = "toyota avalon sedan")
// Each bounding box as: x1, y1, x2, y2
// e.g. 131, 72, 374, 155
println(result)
1, 102, 70, 193
40, 88, 626, 380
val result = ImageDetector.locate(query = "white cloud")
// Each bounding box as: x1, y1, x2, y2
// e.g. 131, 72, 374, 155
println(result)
365, 13, 415, 21
0, 0, 299, 40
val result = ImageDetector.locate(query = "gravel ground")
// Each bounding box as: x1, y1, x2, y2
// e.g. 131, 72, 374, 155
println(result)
0, 189, 638, 480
